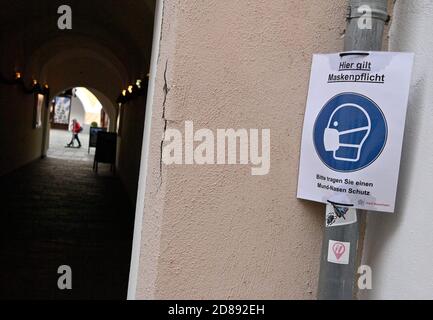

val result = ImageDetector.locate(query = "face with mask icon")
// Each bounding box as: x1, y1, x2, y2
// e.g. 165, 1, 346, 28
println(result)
323, 103, 371, 162
313, 93, 387, 172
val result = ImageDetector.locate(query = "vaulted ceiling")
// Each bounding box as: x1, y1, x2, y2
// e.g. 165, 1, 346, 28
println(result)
0, 0, 156, 112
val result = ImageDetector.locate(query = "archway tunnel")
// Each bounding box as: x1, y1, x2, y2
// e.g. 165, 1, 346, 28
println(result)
0, 0, 156, 299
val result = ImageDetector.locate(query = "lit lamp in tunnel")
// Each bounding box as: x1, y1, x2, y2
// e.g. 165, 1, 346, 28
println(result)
116, 89, 127, 105
131, 83, 142, 99
136, 79, 142, 89
15, 72, 21, 80
31, 79, 43, 95
42, 84, 50, 98
116, 79, 147, 105
135, 79, 147, 96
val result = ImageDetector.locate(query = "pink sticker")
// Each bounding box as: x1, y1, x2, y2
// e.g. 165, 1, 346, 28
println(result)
327, 240, 350, 264
332, 242, 346, 260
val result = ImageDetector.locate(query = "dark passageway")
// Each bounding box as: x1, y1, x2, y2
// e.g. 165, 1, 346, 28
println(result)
0, 158, 134, 299
0, 0, 156, 299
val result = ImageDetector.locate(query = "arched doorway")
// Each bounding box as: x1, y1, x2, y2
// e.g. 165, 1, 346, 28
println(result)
47, 87, 113, 161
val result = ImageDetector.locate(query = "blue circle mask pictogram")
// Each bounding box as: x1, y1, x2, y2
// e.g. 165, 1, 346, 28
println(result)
313, 92, 387, 172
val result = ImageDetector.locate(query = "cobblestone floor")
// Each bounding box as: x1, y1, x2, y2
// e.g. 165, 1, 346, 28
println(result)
0, 157, 134, 299
47, 129, 95, 162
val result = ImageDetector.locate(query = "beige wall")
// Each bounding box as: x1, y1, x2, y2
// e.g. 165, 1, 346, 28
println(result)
133, 0, 347, 299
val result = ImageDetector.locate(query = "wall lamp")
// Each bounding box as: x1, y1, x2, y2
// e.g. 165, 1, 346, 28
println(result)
0, 71, 50, 99
116, 77, 149, 105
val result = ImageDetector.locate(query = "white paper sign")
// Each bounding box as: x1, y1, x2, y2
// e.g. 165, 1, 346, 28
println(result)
297, 51, 414, 213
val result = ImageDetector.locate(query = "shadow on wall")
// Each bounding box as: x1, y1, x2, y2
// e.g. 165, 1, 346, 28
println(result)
117, 95, 148, 206
0, 86, 46, 176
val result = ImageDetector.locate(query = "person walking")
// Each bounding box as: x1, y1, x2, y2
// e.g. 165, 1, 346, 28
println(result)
66, 119, 82, 148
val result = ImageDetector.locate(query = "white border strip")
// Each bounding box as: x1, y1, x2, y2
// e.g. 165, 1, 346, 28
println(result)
127, 0, 164, 300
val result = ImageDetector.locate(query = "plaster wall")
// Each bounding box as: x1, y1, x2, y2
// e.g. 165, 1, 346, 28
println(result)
132, 0, 347, 299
